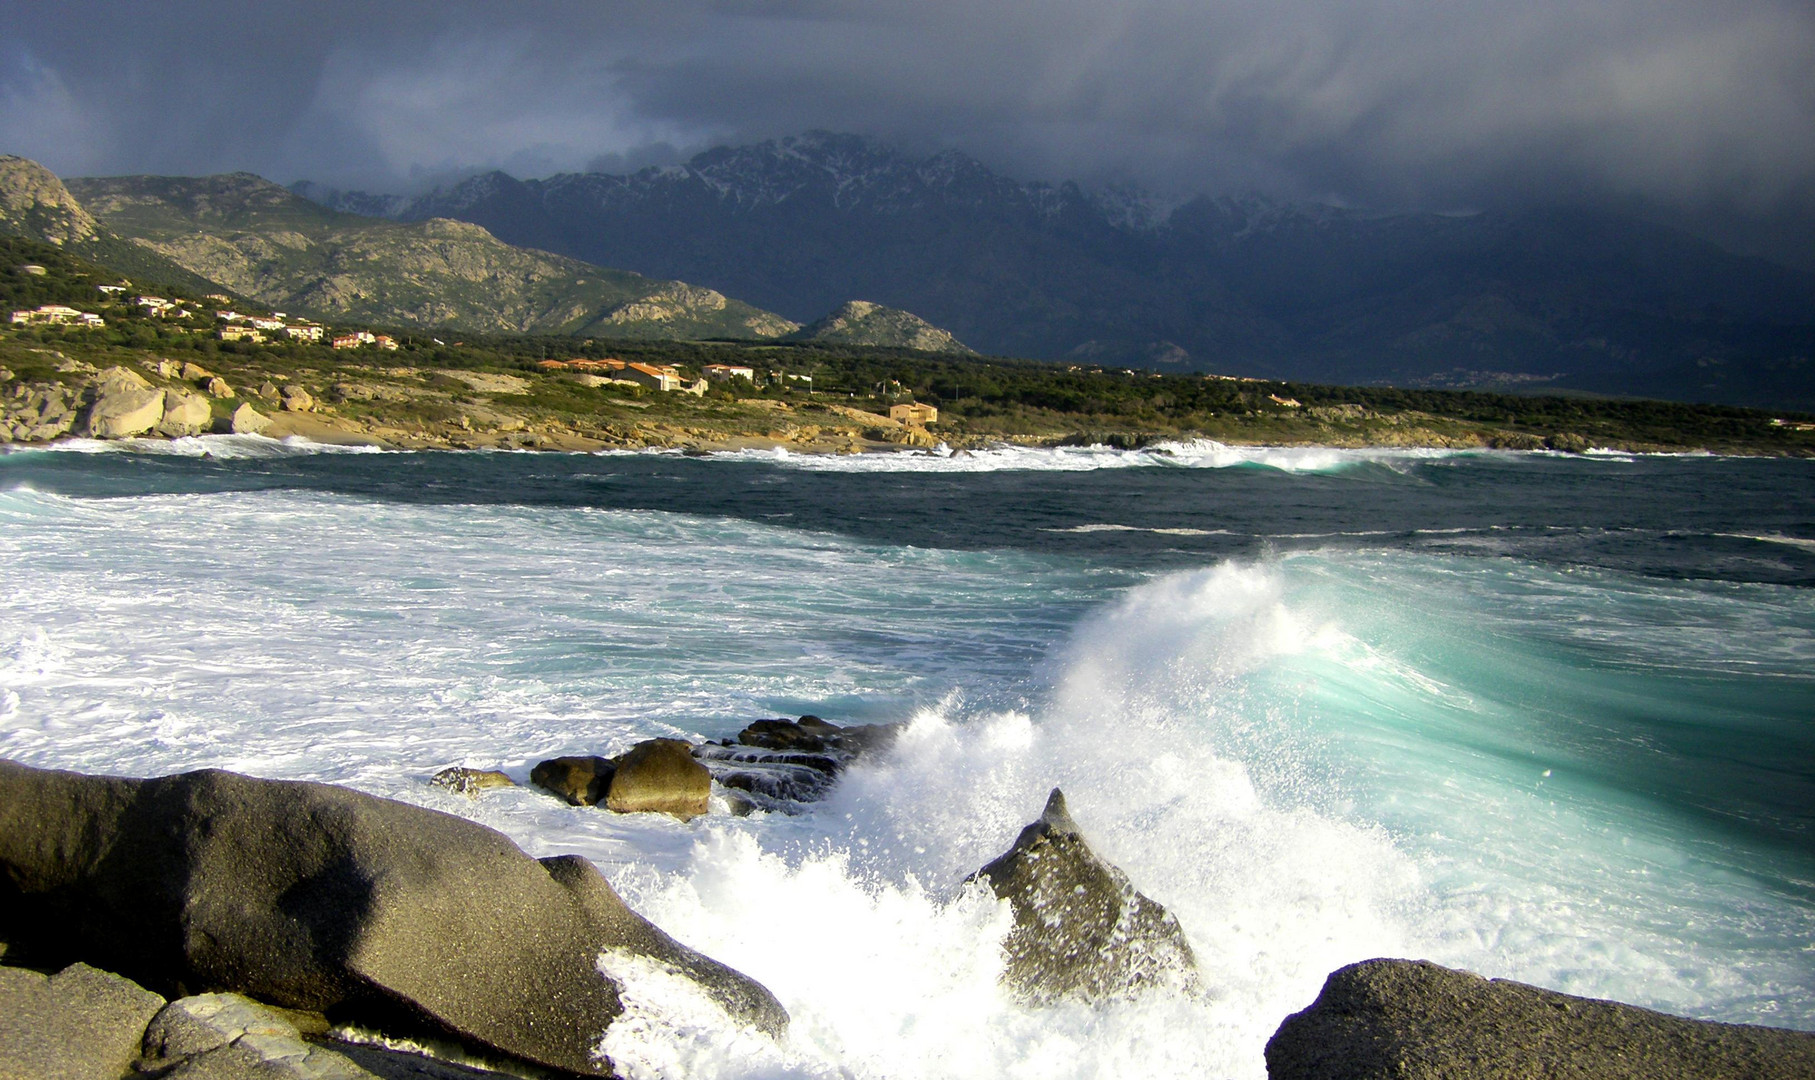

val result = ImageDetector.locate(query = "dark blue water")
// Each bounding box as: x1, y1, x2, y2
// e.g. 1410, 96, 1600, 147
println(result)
6, 445, 1814, 584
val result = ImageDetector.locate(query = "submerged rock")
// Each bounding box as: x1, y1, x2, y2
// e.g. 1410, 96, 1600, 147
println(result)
606, 738, 710, 820
695, 715, 898, 811
1266, 958, 1815, 1079
0, 962, 166, 1080
971, 788, 1197, 1005
430, 767, 516, 798
0, 760, 786, 1077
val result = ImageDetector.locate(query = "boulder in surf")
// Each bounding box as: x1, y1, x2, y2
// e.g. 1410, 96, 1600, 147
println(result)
0, 760, 787, 1078
605, 738, 710, 820
971, 787, 1197, 1004
1266, 958, 1815, 1080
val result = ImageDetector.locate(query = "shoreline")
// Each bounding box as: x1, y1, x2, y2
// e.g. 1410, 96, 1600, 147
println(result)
5, 350, 1813, 458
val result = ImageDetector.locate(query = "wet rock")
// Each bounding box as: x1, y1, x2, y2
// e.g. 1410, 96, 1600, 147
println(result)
606, 738, 710, 820
971, 788, 1197, 1005
430, 767, 516, 798
529, 756, 615, 806
81, 367, 166, 438
1547, 431, 1591, 453
1265, 958, 1815, 1080
227, 402, 270, 434
0, 961, 166, 1080
157, 389, 214, 437
0, 760, 787, 1077
694, 715, 897, 812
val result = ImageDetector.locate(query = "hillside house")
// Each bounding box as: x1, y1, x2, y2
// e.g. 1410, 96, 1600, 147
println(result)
623, 362, 682, 391
283, 324, 323, 342
250, 317, 286, 331
373, 335, 399, 351
888, 401, 938, 426
332, 331, 378, 349
11, 305, 104, 328
219, 325, 265, 343
702, 363, 756, 382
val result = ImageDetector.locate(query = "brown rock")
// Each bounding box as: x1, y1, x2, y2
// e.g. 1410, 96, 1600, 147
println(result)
1266, 958, 1815, 1080
607, 738, 710, 820
180, 362, 214, 382
529, 756, 615, 806
205, 377, 234, 398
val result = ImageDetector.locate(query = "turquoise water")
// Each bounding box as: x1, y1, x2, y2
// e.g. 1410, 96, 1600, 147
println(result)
0, 438, 1810, 1078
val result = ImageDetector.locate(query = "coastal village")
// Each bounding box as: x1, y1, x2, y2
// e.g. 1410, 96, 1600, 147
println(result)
2, 269, 958, 450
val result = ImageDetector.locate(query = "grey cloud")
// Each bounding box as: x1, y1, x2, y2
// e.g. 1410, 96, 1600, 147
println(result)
2, 0, 1811, 264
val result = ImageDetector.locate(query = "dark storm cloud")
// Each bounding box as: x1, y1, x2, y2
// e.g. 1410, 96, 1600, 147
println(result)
4, 0, 1812, 262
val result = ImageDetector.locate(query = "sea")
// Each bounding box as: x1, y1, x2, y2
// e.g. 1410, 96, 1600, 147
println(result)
1, 435, 1811, 1079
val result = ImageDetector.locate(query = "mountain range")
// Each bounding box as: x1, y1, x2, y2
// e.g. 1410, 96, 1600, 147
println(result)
0, 154, 975, 354
296, 131, 1815, 408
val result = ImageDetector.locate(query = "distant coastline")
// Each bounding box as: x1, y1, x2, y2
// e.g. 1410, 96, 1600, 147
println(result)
7, 347, 1813, 459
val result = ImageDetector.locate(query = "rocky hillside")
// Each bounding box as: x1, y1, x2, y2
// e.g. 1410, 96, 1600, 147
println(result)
0, 157, 231, 296
791, 300, 971, 352
60, 169, 797, 340
0, 157, 802, 341
296, 132, 1815, 409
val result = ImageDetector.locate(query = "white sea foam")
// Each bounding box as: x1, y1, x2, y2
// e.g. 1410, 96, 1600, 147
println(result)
691, 440, 1478, 474
11, 434, 391, 457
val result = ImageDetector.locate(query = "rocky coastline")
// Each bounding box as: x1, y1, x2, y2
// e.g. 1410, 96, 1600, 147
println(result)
5, 726, 1814, 1079
6, 350, 1806, 458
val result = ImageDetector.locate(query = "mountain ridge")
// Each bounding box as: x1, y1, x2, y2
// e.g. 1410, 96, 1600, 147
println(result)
0, 156, 806, 341
294, 132, 1815, 408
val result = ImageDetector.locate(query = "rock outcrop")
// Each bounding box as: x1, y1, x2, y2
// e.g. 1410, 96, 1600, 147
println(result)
1266, 959, 1815, 1080
970, 788, 1197, 1005
530, 740, 710, 820
79, 366, 166, 438
790, 299, 972, 354
605, 739, 710, 820
0, 962, 166, 1080
695, 715, 898, 811
139, 992, 372, 1080
226, 402, 270, 434
1, 382, 80, 442
531, 755, 617, 807
157, 389, 214, 437
0, 760, 786, 1077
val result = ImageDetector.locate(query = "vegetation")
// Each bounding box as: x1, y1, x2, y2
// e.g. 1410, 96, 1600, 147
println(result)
4, 232, 1811, 456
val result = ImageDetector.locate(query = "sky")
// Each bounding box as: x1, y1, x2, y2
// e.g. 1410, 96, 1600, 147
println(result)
4, 0, 1813, 268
